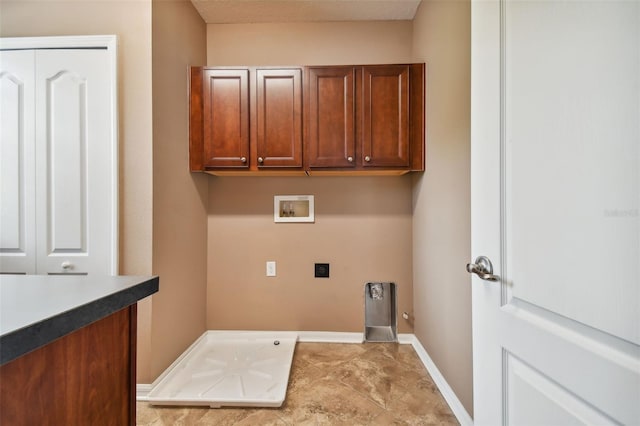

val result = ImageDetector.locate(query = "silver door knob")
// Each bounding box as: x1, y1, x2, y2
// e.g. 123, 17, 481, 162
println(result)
258, 157, 264, 164
347, 156, 353, 163
240, 157, 247, 163
364, 156, 371, 162
466, 256, 500, 282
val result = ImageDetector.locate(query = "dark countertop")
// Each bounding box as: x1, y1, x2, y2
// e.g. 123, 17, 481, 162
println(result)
0, 274, 159, 365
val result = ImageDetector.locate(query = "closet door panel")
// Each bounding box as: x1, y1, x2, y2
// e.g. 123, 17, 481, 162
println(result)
47, 69, 87, 251
0, 50, 36, 274
36, 49, 112, 275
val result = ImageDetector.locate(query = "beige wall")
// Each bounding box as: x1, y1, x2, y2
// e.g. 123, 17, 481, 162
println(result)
1, 0, 154, 380
149, 0, 208, 381
3, 4, 476, 410
206, 21, 415, 333
1, 0, 154, 278
207, 21, 412, 65
411, 0, 473, 415
0, 0, 210, 383
208, 176, 413, 332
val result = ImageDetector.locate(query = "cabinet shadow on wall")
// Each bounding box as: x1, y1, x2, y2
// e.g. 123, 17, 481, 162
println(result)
207, 175, 414, 217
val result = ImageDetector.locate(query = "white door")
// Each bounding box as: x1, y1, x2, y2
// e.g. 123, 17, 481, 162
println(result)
35, 49, 114, 275
0, 37, 118, 276
471, 1, 639, 425
0, 50, 36, 274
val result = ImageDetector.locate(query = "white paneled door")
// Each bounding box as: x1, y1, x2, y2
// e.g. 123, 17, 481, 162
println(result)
471, 1, 639, 425
0, 50, 36, 274
0, 37, 117, 275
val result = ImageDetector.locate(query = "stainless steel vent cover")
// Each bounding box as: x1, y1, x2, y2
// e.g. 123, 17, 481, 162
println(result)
364, 282, 397, 342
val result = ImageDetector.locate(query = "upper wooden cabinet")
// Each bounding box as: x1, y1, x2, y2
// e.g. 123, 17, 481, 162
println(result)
362, 65, 410, 169
190, 67, 303, 173
190, 63, 424, 175
255, 69, 303, 168
306, 66, 356, 169
201, 68, 250, 169
305, 64, 424, 173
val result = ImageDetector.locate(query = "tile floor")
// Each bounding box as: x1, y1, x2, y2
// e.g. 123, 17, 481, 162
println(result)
137, 342, 459, 425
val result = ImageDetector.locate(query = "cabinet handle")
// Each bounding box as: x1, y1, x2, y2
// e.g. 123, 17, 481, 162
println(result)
258, 157, 264, 164
364, 156, 371, 162
240, 157, 247, 163
347, 156, 353, 163
61, 261, 72, 270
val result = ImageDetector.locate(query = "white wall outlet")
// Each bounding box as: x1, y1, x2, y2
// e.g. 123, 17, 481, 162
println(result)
266, 261, 276, 277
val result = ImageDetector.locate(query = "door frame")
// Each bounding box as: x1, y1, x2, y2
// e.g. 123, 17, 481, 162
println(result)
470, 0, 503, 422
0, 35, 119, 274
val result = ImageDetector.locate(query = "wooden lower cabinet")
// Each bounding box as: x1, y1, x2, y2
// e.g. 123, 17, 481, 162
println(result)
0, 306, 137, 426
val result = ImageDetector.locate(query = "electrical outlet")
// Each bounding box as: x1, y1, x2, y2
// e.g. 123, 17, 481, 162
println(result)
314, 263, 329, 278
266, 261, 276, 277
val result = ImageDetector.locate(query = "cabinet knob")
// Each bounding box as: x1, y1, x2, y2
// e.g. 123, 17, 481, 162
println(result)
258, 157, 264, 164
364, 156, 371, 162
347, 156, 353, 163
61, 261, 72, 270
240, 157, 247, 163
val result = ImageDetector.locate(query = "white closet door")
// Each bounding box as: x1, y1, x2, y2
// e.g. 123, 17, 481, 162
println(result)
0, 50, 36, 274
35, 49, 114, 275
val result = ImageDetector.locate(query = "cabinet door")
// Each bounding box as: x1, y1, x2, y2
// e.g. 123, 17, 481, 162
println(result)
0, 50, 36, 274
203, 69, 250, 168
306, 67, 356, 168
256, 69, 302, 168
35, 49, 115, 275
362, 65, 410, 168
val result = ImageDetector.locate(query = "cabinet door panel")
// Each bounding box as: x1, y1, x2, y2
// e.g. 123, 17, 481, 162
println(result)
362, 65, 410, 168
0, 51, 36, 274
256, 69, 302, 168
307, 67, 355, 168
203, 69, 250, 168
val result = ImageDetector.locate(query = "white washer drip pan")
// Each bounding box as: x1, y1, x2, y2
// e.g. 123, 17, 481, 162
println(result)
147, 331, 298, 408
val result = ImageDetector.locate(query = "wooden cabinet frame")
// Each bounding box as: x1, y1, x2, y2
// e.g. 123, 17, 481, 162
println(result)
191, 66, 304, 174
190, 63, 424, 175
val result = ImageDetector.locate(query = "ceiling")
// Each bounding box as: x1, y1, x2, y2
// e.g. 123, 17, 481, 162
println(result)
190, 0, 422, 24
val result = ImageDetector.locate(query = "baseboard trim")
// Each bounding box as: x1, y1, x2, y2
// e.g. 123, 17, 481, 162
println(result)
136, 383, 153, 401
406, 334, 474, 426
297, 331, 363, 343
136, 331, 473, 425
